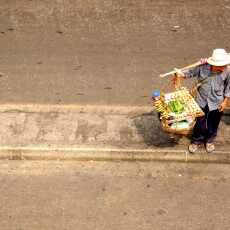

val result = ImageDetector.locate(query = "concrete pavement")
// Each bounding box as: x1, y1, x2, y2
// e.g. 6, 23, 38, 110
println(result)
0, 0, 230, 106
0, 104, 229, 163
0, 1, 230, 162
1, 160, 230, 230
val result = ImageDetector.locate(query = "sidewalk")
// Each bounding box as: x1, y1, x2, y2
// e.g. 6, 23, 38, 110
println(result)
0, 104, 230, 163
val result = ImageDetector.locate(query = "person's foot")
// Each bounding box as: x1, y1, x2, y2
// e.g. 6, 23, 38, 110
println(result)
188, 143, 199, 154
206, 143, 215, 153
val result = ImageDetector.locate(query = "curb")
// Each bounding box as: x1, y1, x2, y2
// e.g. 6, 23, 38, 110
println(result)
0, 147, 230, 164
0, 104, 229, 164
0, 103, 153, 114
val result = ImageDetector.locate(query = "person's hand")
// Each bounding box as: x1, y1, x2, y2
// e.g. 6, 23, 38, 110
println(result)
171, 68, 185, 88
218, 100, 228, 112
171, 73, 178, 87
171, 73, 184, 88
200, 58, 208, 64
174, 68, 184, 77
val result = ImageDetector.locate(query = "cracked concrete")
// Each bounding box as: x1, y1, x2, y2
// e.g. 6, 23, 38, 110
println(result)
0, 104, 229, 153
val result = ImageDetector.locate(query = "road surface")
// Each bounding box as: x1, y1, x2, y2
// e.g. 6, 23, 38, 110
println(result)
0, 160, 229, 230
0, 0, 230, 105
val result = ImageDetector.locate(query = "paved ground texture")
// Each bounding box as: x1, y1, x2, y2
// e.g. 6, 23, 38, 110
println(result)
0, 160, 230, 230
0, 1, 230, 158
0, 104, 229, 161
0, 0, 230, 105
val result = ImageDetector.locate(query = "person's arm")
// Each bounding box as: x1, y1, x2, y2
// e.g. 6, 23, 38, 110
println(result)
173, 58, 206, 79
171, 65, 200, 87
183, 65, 201, 78
183, 58, 208, 78
219, 97, 229, 112
219, 72, 230, 111
171, 58, 207, 86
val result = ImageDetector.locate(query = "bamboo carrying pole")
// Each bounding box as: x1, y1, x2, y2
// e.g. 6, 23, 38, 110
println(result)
159, 61, 201, 78
159, 52, 230, 78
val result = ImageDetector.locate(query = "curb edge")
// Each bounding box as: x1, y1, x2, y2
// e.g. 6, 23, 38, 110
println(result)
0, 147, 229, 164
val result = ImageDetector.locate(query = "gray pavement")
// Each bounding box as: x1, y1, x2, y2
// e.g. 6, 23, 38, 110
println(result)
0, 1, 229, 161
0, 160, 230, 230
0, 0, 230, 105
0, 104, 229, 162
0, 2, 230, 229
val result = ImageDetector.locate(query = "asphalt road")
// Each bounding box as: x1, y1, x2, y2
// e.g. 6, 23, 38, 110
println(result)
0, 0, 230, 105
0, 160, 230, 230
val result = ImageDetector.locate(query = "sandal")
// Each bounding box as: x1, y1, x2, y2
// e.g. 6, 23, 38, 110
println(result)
206, 143, 215, 153
188, 143, 199, 154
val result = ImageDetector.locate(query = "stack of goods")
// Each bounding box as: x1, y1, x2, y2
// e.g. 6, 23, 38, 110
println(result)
153, 88, 204, 135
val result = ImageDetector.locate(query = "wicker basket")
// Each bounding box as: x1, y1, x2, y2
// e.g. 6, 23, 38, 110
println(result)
161, 118, 196, 136
154, 74, 203, 136
155, 88, 201, 135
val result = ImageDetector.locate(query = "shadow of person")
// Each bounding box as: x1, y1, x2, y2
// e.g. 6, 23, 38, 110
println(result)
133, 111, 184, 147
222, 108, 230, 125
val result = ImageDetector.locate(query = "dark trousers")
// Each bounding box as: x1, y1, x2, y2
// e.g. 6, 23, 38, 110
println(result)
192, 105, 223, 144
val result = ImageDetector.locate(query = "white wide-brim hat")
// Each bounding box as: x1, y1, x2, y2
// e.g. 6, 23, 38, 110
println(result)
207, 48, 230, 66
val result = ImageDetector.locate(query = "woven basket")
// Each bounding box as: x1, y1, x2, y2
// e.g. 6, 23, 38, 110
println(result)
155, 76, 203, 136
161, 118, 196, 136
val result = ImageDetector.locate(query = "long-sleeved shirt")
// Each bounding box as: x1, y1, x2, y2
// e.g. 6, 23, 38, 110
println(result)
183, 64, 230, 111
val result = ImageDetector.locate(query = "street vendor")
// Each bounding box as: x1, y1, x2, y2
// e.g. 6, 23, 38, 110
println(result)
173, 48, 230, 153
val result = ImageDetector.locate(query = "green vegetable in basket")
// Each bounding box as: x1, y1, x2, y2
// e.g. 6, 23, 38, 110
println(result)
168, 100, 184, 114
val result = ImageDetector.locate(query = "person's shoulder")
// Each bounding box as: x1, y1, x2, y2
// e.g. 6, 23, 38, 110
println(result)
198, 63, 211, 74
198, 63, 210, 70
202, 63, 211, 68
225, 66, 230, 74
224, 66, 230, 79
